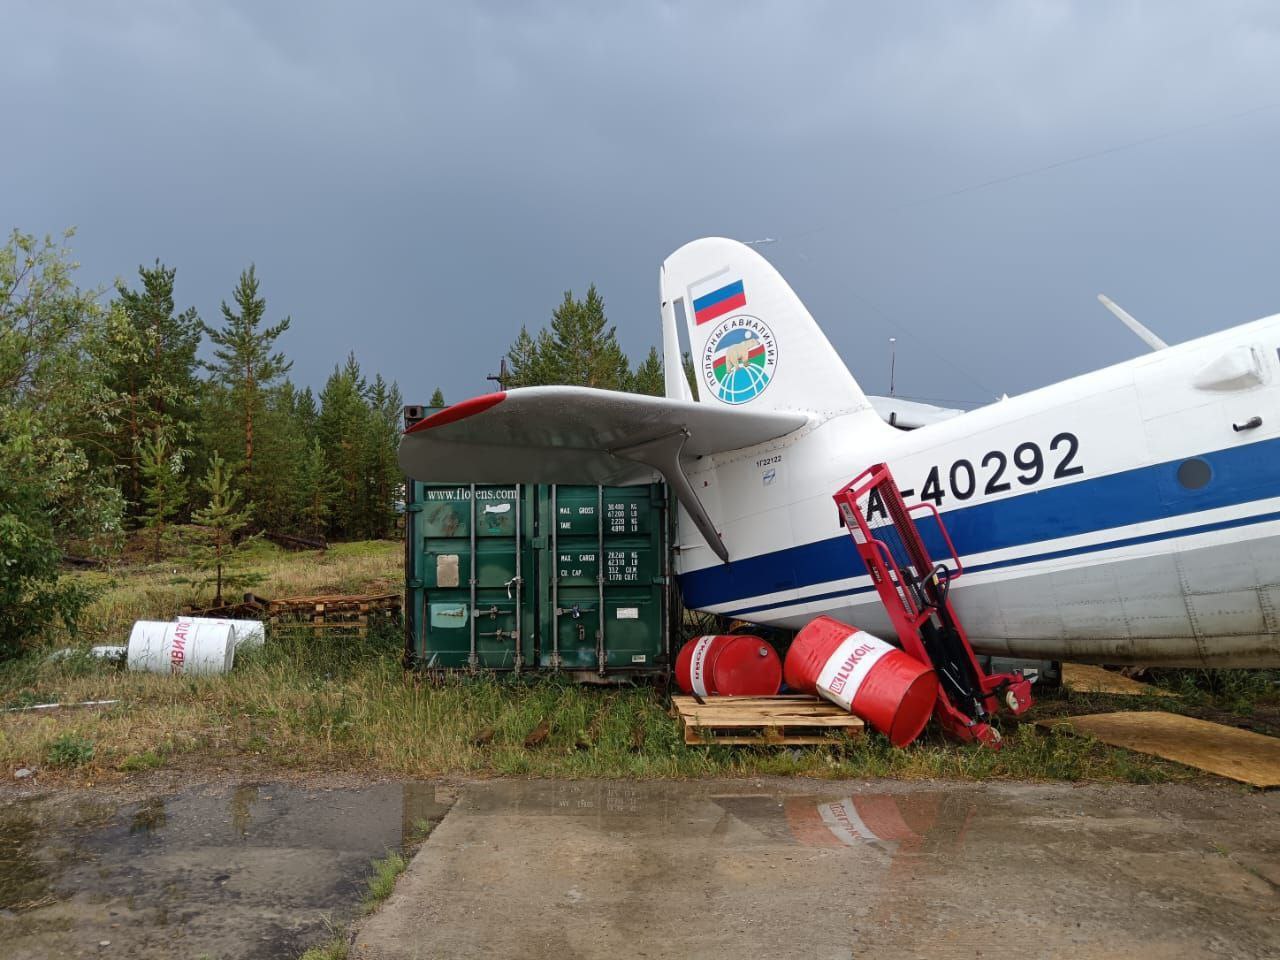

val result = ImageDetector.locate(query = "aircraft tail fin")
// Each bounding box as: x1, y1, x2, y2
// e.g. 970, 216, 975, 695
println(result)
661, 238, 875, 417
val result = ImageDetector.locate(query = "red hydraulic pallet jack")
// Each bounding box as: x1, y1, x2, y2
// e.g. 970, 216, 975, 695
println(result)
834, 463, 1035, 748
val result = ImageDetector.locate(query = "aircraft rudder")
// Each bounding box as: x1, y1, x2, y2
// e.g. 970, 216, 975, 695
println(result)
661, 237, 873, 419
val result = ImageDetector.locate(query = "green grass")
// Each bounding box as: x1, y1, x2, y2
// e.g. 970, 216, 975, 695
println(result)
44, 733, 94, 768
298, 917, 350, 960
1150, 667, 1280, 719
1, 540, 1272, 786
362, 850, 408, 911
117, 747, 167, 772
0, 637, 1194, 782
297, 821, 434, 959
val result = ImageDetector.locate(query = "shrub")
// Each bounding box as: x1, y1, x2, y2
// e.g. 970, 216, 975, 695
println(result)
46, 733, 95, 768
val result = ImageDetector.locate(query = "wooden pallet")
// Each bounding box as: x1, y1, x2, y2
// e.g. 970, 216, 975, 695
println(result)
672, 695, 864, 746
266, 592, 402, 640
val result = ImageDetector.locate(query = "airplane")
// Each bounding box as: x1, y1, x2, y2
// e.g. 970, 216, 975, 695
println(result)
399, 237, 1280, 668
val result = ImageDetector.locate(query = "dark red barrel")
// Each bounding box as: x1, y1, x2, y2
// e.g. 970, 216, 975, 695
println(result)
784, 616, 937, 747
675, 635, 782, 696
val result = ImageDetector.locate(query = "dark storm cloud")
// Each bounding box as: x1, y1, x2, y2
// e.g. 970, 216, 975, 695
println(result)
4, 1, 1279, 406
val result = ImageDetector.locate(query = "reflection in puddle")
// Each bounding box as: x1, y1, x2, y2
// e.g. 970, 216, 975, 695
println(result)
714, 791, 973, 857
0, 809, 53, 911
129, 797, 167, 834
0, 782, 453, 960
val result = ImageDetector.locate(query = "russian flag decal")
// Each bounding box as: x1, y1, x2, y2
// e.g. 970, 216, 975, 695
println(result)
692, 278, 746, 325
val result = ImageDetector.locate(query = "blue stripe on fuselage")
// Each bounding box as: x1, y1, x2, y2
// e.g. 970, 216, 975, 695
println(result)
677, 435, 1280, 612
722, 507, 1280, 618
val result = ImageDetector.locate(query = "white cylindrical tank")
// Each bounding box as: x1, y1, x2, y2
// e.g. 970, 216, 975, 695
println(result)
188, 617, 266, 650
127, 617, 237, 675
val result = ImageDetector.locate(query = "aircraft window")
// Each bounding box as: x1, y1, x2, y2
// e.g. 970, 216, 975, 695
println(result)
1176, 458, 1212, 490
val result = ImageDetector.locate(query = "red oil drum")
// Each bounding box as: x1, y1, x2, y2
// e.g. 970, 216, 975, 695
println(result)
784, 616, 937, 747
675, 635, 782, 697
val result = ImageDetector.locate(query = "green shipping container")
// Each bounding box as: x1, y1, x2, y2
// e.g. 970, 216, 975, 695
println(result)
404, 481, 670, 676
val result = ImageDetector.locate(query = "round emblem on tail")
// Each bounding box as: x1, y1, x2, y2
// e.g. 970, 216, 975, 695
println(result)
701, 315, 778, 405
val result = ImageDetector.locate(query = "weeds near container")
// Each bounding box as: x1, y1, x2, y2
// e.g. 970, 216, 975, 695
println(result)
46, 733, 95, 768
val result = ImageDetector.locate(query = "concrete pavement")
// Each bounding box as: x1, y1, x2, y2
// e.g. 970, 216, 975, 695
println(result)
355, 779, 1280, 960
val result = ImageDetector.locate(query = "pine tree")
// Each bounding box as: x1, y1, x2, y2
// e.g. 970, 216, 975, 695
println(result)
317, 354, 370, 539
629, 346, 664, 396
362, 374, 404, 538
429, 387, 446, 407
188, 453, 257, 606
503, 286, 666, 395
682, 350, 698, 397
139, 430, 186, 561
202, 265, 291, 507
250, 381, 312, 533
505, 325, 553, 388
98, 260, 201, 517
295, 386, 319, 435
545, 285, 631, 389
294, 437, 336, 539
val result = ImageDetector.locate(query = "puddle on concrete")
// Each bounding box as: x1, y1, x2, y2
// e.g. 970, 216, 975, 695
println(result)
358, 780, 1280, 960
459, 778, 975, 860
0, 781, 452, 960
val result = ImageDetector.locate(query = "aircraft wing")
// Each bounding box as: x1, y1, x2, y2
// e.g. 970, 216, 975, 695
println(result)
398, 386, 809, 561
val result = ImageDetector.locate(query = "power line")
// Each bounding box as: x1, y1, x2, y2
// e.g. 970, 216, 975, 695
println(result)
788, 100, 1280, 242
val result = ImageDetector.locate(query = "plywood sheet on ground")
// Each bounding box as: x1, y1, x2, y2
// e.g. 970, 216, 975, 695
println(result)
1062, 663, 1170, 696
1042, 711, 1280, 788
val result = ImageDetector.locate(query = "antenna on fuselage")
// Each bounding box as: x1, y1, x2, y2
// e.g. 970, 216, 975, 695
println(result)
1097, 294, 1168, 351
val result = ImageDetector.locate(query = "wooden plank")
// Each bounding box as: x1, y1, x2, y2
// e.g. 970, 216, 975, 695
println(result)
675, 701, 850, 715
684, 731, 848, 746
1062, 663, 1171, 697
675, 695, 828, 707
675, 703, 858, 719
672, 694, 864, 747
1041, 711, 1280, 788
681, 715, 860, 729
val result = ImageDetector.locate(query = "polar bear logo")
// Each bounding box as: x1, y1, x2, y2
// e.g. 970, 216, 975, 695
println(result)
724, 332, 758, 370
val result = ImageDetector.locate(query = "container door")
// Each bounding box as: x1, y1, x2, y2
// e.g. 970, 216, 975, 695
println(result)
415, 483, 533, 670
540, 485, 603, 671
599, 483, 668, 672
539, 484, 668, 674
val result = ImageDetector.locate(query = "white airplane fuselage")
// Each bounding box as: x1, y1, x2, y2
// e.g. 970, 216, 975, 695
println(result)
675, 314, 1280, 667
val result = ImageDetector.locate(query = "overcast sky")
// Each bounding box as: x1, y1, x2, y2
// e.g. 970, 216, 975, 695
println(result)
5, 2, 1279, 407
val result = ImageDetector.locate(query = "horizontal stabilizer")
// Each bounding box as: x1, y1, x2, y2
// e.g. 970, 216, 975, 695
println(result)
399, 386, 806, 484
398, 386, 809, 563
